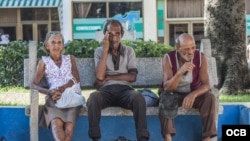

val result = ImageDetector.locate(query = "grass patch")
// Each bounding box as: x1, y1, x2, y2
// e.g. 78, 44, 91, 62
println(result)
219, 94, 250, 102
1, 87, 250, 106
0, 87, 96, 106
0, 86, 30, 93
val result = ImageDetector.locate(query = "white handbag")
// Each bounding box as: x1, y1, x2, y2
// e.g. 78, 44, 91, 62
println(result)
55, 84, 85, 108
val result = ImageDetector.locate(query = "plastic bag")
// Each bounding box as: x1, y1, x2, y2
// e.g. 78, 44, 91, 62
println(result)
55, 85, 85, 108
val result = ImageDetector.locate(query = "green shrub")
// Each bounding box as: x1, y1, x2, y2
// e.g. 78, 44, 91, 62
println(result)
122, 40, 174, 57
64, 39, 100, 58
63, 39, 174, 58
0, 39, 174, 87
0, 41, 29, 87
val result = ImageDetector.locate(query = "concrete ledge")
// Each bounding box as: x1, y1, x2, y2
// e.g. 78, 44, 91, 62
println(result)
2, 106, 229, 141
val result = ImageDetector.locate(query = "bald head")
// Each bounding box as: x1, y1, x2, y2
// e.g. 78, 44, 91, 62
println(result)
175, 33, 196, 61
175, 33, 195, 48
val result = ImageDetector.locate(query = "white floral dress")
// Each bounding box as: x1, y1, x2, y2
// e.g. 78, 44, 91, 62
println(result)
39, 55, 81, 128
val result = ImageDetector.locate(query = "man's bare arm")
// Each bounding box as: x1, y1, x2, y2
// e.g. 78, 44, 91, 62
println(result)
105, 72, 137, 82
182, 53, 211, 108
162, 54, 194, 91
95, 32, 110, 81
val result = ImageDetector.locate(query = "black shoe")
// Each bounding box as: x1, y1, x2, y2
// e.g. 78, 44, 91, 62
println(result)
92, 138, 100, 141
114, 136, 133, 141
138, 138, 148, 141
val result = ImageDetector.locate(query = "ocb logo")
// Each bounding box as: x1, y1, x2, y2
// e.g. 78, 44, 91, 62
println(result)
222, 125, 250, 140
226, 129, 246, 136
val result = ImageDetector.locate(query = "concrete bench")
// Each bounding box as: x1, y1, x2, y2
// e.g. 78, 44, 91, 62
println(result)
24, 39, 222, 141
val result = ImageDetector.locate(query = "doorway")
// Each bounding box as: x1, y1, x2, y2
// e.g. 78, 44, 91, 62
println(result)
166, 21, 204, 49
0, 27, 16, 42
22, 24, 48, 42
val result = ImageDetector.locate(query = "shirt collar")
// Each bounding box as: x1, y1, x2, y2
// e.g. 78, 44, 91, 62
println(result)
109, 43, 125, 56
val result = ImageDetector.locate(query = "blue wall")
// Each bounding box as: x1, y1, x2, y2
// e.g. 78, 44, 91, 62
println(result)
0, 105, 249, 141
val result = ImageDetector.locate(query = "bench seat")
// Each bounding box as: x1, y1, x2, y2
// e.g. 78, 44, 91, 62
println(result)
25, 105, 224, 116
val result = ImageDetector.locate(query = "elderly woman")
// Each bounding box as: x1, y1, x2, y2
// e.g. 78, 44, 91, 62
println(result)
31, 31, 83, 141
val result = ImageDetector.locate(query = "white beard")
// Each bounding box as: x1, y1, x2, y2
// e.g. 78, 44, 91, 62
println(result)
180, 53, 193, 62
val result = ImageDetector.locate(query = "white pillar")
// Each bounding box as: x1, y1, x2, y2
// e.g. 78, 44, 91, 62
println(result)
62, 0, 73, 42
143, 0, 157, 42
28, 41, 38, 141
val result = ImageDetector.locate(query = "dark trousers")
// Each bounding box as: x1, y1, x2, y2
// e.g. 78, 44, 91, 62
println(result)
87, 84, 150, 140
159, 91, 217, 139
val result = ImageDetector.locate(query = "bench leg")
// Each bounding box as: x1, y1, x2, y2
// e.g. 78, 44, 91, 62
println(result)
30, 89, 39, 141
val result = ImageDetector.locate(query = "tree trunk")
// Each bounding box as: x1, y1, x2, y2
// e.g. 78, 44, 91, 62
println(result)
204, 0, 249, 94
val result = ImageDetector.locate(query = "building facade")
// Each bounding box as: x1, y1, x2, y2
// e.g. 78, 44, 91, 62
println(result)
0, 0, 249, 47
0, 0, 61, 44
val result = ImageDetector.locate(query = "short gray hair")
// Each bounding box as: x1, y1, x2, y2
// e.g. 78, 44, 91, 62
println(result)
43, 31, 64, 54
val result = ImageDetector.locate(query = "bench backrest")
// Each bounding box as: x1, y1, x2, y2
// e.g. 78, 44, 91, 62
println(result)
24, 57, 163, 88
